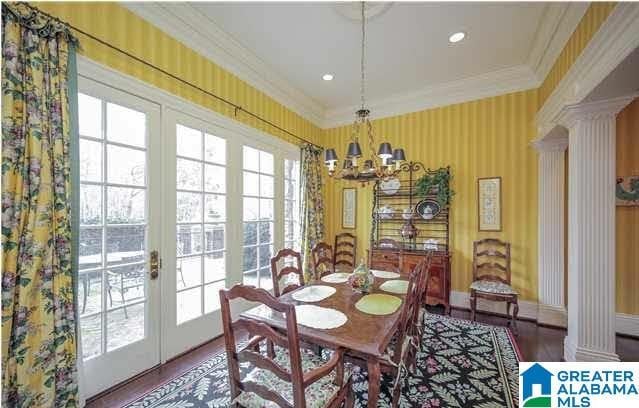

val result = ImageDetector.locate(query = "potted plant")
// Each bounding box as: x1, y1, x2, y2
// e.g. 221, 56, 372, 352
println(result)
415, 167, 455, 208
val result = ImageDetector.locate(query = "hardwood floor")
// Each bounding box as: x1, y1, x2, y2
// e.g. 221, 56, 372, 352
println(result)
86, 309, 639, 408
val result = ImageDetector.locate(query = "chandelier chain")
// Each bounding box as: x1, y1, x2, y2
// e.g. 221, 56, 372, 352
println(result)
360, 1, 366, 111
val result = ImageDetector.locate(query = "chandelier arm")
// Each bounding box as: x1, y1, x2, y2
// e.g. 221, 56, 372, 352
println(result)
360, 1, 366, 111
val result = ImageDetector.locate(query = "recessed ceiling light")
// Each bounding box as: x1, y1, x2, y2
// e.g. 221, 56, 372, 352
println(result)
322, 74, 334, 81
449, 32, 466, 43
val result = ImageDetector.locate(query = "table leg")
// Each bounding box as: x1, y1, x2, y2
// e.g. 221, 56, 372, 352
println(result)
367, 358, 381, 408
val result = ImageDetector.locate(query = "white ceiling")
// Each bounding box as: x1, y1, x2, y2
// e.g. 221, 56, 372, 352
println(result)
126, 2, 588, 127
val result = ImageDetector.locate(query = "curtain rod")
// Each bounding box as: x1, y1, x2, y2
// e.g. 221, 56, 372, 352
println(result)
22, 3, 322, 149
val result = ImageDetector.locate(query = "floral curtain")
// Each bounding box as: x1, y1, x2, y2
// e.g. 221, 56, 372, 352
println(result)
2, 3, 80, 407
299, 144, 325, 280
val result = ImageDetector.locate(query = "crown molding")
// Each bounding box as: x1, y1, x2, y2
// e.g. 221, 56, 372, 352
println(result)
536, 3, 639, 132
123, 2, 326, 126
322, 64, 539, 128
527, 2, 589, 84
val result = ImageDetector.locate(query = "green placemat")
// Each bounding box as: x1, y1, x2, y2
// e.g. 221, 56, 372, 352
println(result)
355, 293, 402, 315
379, 280, 409, 294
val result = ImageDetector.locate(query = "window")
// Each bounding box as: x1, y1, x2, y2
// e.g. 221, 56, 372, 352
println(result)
242, 146, 274, 289
284, 159, 301, 252
78, 93, 148, 359
175, 124, 227, 324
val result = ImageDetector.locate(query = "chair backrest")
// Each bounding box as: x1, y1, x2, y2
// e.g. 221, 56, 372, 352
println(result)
410, 256, 432, 327
472, 239, 511, 284
311, 242, 334, 279
333, 232, 357, 269
220, 284, 306, 407
271, 248, 304, 297
389, 267, 422, 366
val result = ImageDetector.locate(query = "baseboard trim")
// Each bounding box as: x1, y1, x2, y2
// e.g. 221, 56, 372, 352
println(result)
450, 291, 639, 337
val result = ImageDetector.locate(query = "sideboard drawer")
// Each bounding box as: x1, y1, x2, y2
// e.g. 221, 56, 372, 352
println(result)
369, 249, 400, 271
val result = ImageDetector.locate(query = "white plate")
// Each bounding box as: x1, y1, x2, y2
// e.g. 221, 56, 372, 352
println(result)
371, 269, 401, 279
291, 285, 336, 302
380, 177, 401, 195
295, 305, 347, 329
321, 273, 350, 283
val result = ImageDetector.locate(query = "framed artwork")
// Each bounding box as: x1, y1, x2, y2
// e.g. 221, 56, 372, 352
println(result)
616, 176, 639, 206
478, 177, 502, 231
342, 188, 357, 229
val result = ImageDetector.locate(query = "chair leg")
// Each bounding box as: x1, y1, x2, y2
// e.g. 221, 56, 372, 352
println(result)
512, 299, 519, 334
470, 290, 477, 321
506, 301, 511, 319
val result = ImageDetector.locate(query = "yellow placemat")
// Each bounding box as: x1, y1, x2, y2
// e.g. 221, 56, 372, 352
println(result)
355, 293, 402, 315
379, 280, 409, 294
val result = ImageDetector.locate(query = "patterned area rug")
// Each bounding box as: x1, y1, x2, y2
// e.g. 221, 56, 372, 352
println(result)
124, 314, 521, 408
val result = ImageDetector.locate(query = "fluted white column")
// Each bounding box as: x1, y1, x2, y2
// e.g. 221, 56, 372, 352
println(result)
558, 96, 634, 362
533, 137, 568, 327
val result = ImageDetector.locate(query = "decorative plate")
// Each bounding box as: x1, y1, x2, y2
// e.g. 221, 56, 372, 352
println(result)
380, 177, 401, 195
415, 198, 441, 220
377, 205, 394, 219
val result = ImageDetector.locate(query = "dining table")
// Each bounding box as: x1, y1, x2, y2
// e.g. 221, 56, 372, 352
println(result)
241, 269, 408, 408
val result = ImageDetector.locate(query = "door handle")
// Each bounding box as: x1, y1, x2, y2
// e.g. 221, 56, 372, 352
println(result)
150, 250, 160, 280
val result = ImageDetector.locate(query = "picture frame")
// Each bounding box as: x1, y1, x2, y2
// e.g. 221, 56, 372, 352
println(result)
477, 177, 502, 231
342, 188, 357, 229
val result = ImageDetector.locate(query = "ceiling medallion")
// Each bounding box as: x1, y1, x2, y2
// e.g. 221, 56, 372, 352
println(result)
325, 1, 406, 186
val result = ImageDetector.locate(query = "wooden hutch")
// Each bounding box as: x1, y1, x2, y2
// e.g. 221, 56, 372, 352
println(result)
368, 162, 452, 313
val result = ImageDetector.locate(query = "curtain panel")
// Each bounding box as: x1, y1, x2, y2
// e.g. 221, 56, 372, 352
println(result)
299, 144, 325, 280
1, 3, 80, 407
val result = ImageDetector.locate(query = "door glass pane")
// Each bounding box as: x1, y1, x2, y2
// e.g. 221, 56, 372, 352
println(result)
107, 145, 145, 186
176, 256, 202, 290
177, 159, 202, 191
107, 303, 145, 351
242, 146, 275, 288
175, 123, 226, 324
77, 93, 148, 361
284, 158, 301, 251
177, 124, 202, 159
107, 187, 145, 224
177, 287, 202, 324
205, 133, 226, 164
80, 139, 102, 182
80, 184, 102, 225
106, 103, 146, 147
79, 93, 102, 138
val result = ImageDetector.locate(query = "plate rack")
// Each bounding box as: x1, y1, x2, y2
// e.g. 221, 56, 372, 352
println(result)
371, 162, 450, 253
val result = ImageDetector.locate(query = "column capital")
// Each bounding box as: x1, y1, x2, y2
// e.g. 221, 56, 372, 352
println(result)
532, 137, 568, 152
557, 94, 637, 129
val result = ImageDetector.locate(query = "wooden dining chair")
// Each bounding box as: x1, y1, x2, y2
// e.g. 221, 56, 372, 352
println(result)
407, 257, 432, 370
333, 233, 357, 270
469, 239, 519, 332
271, 248, 304, 298
345, 267, 422, 406
311, 242, 334, 280
220, 284, 353, 408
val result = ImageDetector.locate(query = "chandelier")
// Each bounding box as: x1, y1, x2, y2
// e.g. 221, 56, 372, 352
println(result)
324, 1, 406, 184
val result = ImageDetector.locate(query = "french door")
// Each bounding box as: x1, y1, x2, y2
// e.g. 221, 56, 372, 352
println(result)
76, 61, 303, 394
77, 78, 162, 396
161, 109, 232, 359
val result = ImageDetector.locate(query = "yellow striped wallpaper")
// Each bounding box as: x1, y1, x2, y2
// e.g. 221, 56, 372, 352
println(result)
323, 90, 540, 301
538, 2, 617, 107
616, 98, 639, 315
34, 2, 322, 146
